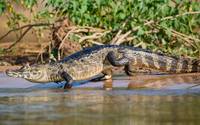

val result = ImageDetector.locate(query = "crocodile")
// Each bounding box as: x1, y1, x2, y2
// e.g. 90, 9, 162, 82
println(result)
6, 45, 200, 89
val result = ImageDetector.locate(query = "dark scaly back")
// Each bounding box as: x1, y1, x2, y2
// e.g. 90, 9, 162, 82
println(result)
59, 44, 120, 63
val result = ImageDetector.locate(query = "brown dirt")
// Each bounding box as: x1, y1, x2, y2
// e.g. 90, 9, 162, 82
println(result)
0, 66, 21, 72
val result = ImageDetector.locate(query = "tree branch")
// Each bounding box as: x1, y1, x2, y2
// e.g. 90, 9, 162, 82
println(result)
132, 11, 200, 32
6, 26, 32, 50
111, 13, 135, 44
78, 31, 110, 43
0, 23, 53, 42
111, 11, 200, 45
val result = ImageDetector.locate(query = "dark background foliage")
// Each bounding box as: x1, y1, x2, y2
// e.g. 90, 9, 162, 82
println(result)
0, 0, 200, 58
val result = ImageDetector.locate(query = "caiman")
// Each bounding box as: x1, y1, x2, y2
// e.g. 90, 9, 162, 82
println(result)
6, 45, 200, 89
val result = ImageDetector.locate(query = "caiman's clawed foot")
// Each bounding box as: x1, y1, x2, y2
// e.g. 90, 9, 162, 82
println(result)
64, 83, 72, 89
90, 74, 112, 82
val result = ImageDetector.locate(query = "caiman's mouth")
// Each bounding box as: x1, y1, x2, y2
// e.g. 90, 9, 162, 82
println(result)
6, 69, 22, 78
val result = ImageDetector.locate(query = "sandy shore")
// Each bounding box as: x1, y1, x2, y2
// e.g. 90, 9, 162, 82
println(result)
0, 66, 21, 72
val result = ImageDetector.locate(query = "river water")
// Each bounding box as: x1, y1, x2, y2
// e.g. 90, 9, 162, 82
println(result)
0, 73, 200, 125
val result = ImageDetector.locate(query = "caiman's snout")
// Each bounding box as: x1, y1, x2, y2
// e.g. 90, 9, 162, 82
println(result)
6, 69, 22, 78
5, 65, 49, 83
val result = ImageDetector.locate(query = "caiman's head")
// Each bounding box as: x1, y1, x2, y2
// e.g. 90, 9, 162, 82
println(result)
6, 64, 59, 83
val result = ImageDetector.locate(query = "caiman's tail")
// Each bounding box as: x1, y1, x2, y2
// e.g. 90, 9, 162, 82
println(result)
125, 49, 200, 73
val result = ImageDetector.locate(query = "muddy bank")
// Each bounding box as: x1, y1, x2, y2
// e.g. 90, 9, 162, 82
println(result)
0, 66, 21, 72
0, 55, 38, 72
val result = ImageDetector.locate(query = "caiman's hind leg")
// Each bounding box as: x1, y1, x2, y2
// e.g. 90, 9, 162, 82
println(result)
91, 51, 129, 82
107, 51, 129, 66
124, 64, 136, 76
124, 63, 144, 76
59, 71, 73, 89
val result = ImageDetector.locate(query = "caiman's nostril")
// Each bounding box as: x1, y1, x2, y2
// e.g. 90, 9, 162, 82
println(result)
5, 69, 11, 74
5, 69, 13, 77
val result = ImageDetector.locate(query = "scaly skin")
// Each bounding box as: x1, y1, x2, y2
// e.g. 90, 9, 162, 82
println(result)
123, 48, 200, 74
6, 45, 200, 88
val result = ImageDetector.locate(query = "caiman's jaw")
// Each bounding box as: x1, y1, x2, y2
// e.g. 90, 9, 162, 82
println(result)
6, 69, 24, 78
6, 64, 31, 78
6, 64, 48, 83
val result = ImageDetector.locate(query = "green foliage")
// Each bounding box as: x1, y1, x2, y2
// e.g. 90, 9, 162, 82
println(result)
1, 0, 200, 58
44, 0, 200, 57
0, 48, 4, 56
7, 12, 28, 29
22, 0, 37, 8
0, 1, 6, 14
45, 0, 199, 30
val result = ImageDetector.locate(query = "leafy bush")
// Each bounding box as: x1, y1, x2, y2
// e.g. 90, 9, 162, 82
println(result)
0, 1, 6, 14
46, 0, 200, 57
1, 0, 200, 58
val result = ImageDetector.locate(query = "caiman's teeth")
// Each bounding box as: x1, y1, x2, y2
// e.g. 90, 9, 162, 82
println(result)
6, 72, 12, 77
6, 71, 21, 78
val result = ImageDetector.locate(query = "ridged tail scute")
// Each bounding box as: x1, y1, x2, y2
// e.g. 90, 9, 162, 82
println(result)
151, 55, 200, 73
164, 58, 200, 73
127, 49, 200, 73
187, 59, 200, 73
150, 54, 200, 73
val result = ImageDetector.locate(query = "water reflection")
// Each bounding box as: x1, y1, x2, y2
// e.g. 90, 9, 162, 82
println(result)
1, 73, 200, 125
0, 89, 200, 125
127, 73, 200, 89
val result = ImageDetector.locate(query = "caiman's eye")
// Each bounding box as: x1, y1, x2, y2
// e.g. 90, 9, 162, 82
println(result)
32, 72, 37, 75
34, 69, 39, 72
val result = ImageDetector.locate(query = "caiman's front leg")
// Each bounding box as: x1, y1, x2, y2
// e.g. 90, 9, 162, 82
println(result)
59, 71, 73, 89
107, 51, 129, 66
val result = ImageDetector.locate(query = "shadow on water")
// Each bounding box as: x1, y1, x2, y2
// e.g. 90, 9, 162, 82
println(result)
0, 73, 200, 125
127, 73, 200, 89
